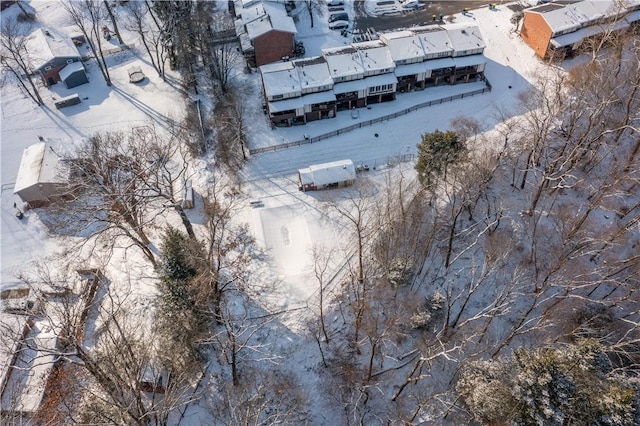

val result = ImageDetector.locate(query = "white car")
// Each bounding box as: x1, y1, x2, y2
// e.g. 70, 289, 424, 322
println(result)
329, 20, 349, 30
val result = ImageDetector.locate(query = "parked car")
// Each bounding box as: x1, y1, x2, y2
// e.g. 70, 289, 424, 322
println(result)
329, 12, 349, 23
327, 0, 344, 6
329, 20, 349, 30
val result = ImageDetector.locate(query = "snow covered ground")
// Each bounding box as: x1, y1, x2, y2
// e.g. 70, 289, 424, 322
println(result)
1, 0, 550, 297
0, 0, 586, 421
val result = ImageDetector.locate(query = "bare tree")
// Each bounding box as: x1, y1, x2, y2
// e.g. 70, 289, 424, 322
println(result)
124, 0, 168, 79
49, 126, 197, 267
214, 90, 248, 173
102, 0, 123, 44
205, 10, 241, 95
329, 182, 379, 351
0, 18, 44, 106
208, 369, 308, 424
5, 260, 198, 425
63, 0, 112, 86
303, 0, 323, 28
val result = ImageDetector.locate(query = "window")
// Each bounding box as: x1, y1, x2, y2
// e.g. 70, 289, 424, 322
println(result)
272, 94, 284, 100
369, 84, 393, 94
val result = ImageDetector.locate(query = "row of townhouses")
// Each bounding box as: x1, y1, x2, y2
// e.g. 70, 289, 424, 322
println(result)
521, 0, 640, 59
260, 23, 487, 127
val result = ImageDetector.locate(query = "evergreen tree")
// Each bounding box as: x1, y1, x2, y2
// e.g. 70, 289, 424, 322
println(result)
158, 227, 197, 311
415, 130, 466, 189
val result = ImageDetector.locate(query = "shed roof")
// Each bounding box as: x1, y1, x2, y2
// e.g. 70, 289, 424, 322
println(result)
14, 141, 65, 194
298, 159, 356, 187
26, 28, 80, 70
58, 61, 84, 81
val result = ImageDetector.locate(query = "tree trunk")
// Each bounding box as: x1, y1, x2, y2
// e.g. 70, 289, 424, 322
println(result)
103, 0, 123, 44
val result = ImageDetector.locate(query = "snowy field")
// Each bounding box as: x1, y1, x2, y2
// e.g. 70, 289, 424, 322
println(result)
5, 0, 638, 424
1, 0, 547, 292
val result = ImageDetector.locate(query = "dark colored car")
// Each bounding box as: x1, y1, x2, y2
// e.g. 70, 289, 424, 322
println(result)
329, 12, 349, 23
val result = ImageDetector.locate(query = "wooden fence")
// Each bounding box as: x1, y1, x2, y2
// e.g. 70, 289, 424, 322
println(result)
250, 80, 492, 155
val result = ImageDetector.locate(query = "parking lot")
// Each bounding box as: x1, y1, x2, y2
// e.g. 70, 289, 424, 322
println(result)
353, 0, 512, 32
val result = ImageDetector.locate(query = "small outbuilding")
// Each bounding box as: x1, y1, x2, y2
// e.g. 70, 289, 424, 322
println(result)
14, 141, 69, 208
298, 159, 356, 191
59, 61, 88, 88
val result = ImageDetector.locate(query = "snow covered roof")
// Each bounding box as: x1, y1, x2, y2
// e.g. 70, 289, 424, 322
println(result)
301, 90, 336, 105
14, 141, 66, 194
58, 61, 84, 81
627, 9, 640, 22
0, 315, 30, 402
298, 159, 356, 187
333, 78, 369, 94
445, 24, 486, 54
550, 18, 630, 47
322, 46, 365, 80
379, 31, 429, 63
362, 73, 398, 88
353, 40, 395, 74
422, 56, 455, 70
268, 90, 336, 113
26, 27, 80, 71
394, 61, 429, 77
411, 26, 453, 56
261, 61, 301, 98
527, 0, 639, 34
294, 57, 334, 92
242, 0, 296, 39
453, 54, 486, 67
2, 322, 59, 414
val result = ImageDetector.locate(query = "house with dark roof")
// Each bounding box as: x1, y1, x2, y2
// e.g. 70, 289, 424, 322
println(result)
520, 0, 640, 59
26, 28, 87, 87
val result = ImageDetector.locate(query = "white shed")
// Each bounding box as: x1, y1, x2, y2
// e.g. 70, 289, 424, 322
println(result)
14, 141, 68, 207
298, 159, 356, 191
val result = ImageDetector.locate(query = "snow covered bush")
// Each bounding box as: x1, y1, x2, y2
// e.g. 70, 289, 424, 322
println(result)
456, 359, 517, 424
409, 292, 445, 330
457, 340, 638, 425
387, 257, 414, 287
409, 310, 432, 330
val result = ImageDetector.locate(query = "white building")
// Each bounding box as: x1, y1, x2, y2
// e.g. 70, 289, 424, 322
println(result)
14, 141, 69, 207
298, 159, 357, 191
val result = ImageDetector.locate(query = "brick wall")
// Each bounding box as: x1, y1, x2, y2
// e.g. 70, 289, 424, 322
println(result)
41, 66, 65, 86
253, 30, 294, 66
521, 12, 553, 58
